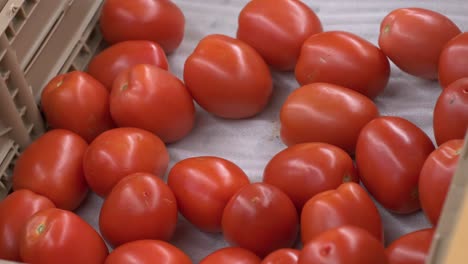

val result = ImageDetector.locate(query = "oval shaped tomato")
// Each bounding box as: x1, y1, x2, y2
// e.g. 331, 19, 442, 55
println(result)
83, 127, 169, 197
167, 156, 250, 233
300, 182, 383, 244
378, 8, 461, 79
263, 142, 358, 211
261, 248, 300, 264
295, 31, 390, 99
299, 226, 388, 264
386, 228, 435, 264
20, 208, 108, 264
355, 116, 435, 214
200, 247, 261, 264
184, 34, 273, 119
280, 83, 379, 153
237, 0, 322, 71
439, 32, 468, 87
12, 129, 88, 210
88, 40, 168, 89
222, 183, 298, 257
433, 78, 468, 145
100, 0, 185, 53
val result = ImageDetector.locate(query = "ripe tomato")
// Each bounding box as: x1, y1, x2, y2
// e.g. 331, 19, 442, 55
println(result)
99, 172, 178, 247
439, 32, 468, 87
433, 78, 468, 145
299, 226, 389, 264
0, 190, 55, 261
378, 8, 461, 79
295, 31, 390, 99
88, 40, 168, 89
300, 182, 383, 244
100, 0, 185, 53
110, 64, 195, 143
20, 208, 108, 264
356, 116, 435, 214
222, 183, 298, 257
386, 228, 435, 264
280, 83, 379, 153
167, 156, 250, 232
236, 0, 322, 71
262, 142, 358, 211
184, 34, 273, 119
419, 140, 463, 225
261, 248, 300, 264
200, 247, 261, 264
83, 127, 169, 197
12, 129, 88, 210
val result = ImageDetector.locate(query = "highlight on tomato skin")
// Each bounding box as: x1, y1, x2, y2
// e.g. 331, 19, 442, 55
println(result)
199, 247, 261, 264
261, 248, 300, 264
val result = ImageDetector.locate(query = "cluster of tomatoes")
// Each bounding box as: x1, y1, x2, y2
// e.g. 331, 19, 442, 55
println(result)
1, 0, 468, 263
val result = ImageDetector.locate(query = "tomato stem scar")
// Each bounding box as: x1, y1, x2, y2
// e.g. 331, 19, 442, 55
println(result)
56, 80, 63, 87
121, 83, 129, 92
384, 24, 391, 34
36, 223, 46, 235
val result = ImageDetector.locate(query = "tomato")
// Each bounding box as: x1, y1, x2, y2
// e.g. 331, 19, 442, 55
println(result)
439, 32, 468, 88
386, 228, 435, 264
433, 78, 468, 145
83, 127, 169, 197
419, 140, 463, 225
261, 248, 300, 264
262, 142, 358, 212
88, 40, 168, 89
378, 8, 461, 79
300, 182, 383, 244
99, 172, 178, 247
200, 247, 261, 264
280, 83, 379, 153
100, 0, 185, 53
295, 31, 390, 99
298, 226, 389, 264
355, 116, 435, 214
12, 129, 88, 210
222, 183, 298, 257
236, 0, 322, 71
19, 208, 108, 264
183, 34, 273, 119
167, 156, 250, 232
110, 64, 195, 143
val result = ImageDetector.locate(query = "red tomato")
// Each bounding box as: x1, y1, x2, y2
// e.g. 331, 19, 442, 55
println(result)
167, 156, 250, 232
300, 182, 383, 244
0, 190, 55, 261
261, 248, 300, 264
295, 31, 390, 99
83, 127, 169, 197
299, 226, 389, 264
378, 8, 461, 79
200, 247, 261, 264
19, 208, 108, 264
12, 129, 88, 210
419, 140, 463, 224
433, 78, 468, 145
355, 116, 435, 214
386, 228, 435, 264
262, 142, 358, 211
88, 40, 168, 89
237, 0, 322, 71
100, 0, 185, 53
280, 83, 379, 153
222, 183, 298, 257
439, 32, 468, 87
184, 34, 273, 119
110, 64, 195, 143
99, 172, 178, 247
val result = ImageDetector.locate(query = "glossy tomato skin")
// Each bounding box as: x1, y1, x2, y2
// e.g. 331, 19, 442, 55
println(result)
200, 247, 261, 264
237, 0, 322, 71
263, 142, 358, 212
184, 34, 273, 119
88, 40, 168, 89
386, 228, 435, 264
20, 208, 108, 264
300, 182, 383, 244
167, 156, 250, 232
295, 31, 390, 99
433, 78, 468, 145
419, 140, 463, 225
12, 129, 88, 210
280, 83, 379, 153
439, 32, 468, 88
83, 127, 169, 197
356, 116, 435, 214
222, 183, 299, 257
261, 248, 300, 264
378, 8, 461, 79
100, 0, 185, 53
